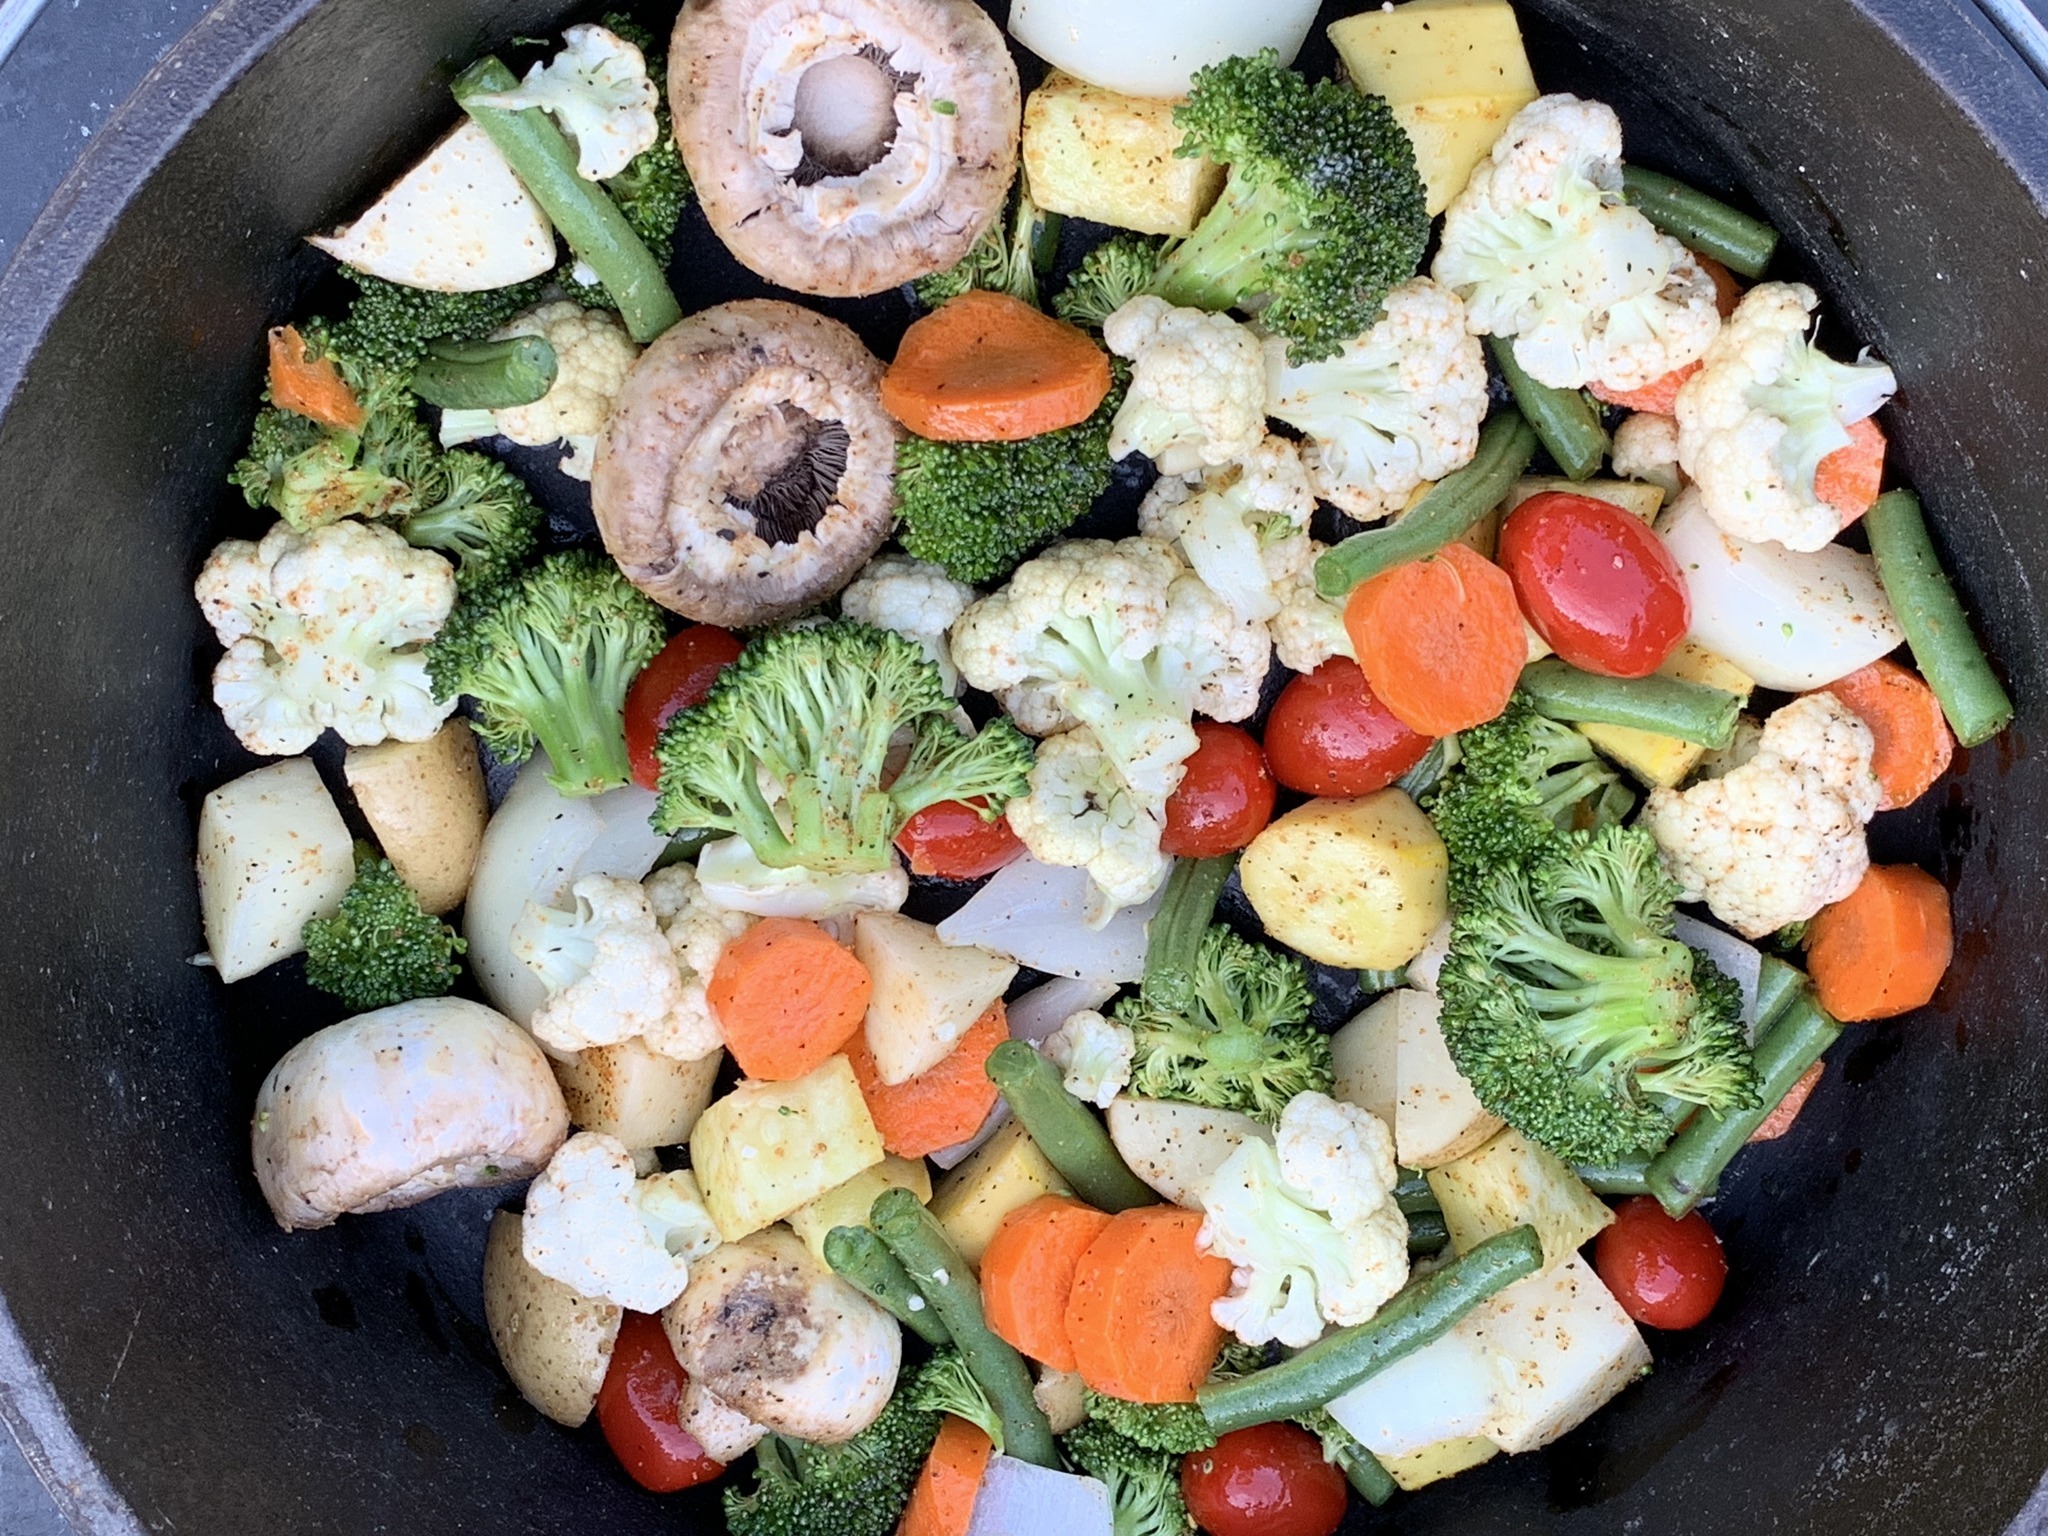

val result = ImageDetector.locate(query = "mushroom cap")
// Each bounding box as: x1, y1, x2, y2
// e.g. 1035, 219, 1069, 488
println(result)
250, 997, 569, 1231
672, 0, 1020, 296
592, 299, 899, 627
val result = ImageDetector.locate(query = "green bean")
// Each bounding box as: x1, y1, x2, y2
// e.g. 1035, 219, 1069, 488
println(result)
1486, 336, 1609, 482
651, 827, 719, 870
1144, 855, 1237, 1012
1751, 954, 1807, 1037
1393, 734, 1455, 801
409, 336, 558, 410
985, 1041, 1157, 1213
1406, 1210, 1450, 1255
1315, 412, 1538, 597
1863, 489, 2014, 746
1393, 1170, 1439, 1216
1573, 1158, 1652, 1196
1198, 1226, 1544, 1434
1520, 658, 1741, 747
453, 59, 682, 343
1357, 967, 1408, 996
869, 1188, 1059, 1468
1646, 989, 1843, 1218
822, 1225, 952, 1346
1325, 1431, 1398, 1505
1620, 166, 1781, 279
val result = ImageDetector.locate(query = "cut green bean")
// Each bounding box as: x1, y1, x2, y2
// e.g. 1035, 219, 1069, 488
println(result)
1487, 335, 1610, 482
1621, 165, 1781, 279
1863, 489, 2014, 746
1315, 412, 1538, 597
409, 336, 558, 410
1357, 967, 1408, 996
870, 1188, 1059, 1469
1198, 1225, 1544, 1434
1406, 1210, 1450, 1255
986, 1041, 1157, 1213
1393, 1170, 1439, 1216
1573, 1158, 1652, 1196
1315, 1418, 1398, 1505
1144, 855, 1237, 1012
1751, 954, 1807, 1037
1520, 657, 1741, 748
1393, 734, 1455, 801
822, 1224, 952, 1346
454, 59, 682, 343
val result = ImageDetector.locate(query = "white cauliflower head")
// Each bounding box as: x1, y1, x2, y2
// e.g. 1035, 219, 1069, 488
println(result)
1138, 437, 1317, 623
1432, 95, 1720, 392
1674, 282, 1897, 552
1102, 296, 1268, 476
1644, 692, 1881, 938
1005, 729, 1173, 927
643, 862, 756, 1060
1611, 411, 1685, 498
1198, 1092, 1409, 1348
489, 302, 642, 479
839, 554, 979, 693
1268, 552, 1357, 677
513, 874, 707, 1057
469, 24, 659, 181
194, 518, 457, 755
520, 1132, 706, 1312
1264, 278, 1490, 520
1041, 1009, 1136, 1109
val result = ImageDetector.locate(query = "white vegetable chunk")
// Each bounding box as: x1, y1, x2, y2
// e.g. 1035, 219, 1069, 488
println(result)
482, 1209, 622, 1428
965, 1454, 1114, 1536
1326, 1320, 1500, 1458
1106, 1097, 1271, 1208
196, 758, 355, 983
694, 835, 910, 919
929, 977, 1122, 1170
1333, 990, 1501, 1169
307, 120, 557, 292
1478, 1255, 1652, 1453
935, 853, 1165, 982
1008, 0, 1320, 100
856, 912, 1018, 1085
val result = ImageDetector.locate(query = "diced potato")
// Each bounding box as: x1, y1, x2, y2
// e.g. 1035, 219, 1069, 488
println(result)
343, 721, 488, 915
553, 1041, 723, 1150
1023, 72, 1226, 238
1330, 999, 1399, 1129
1479, 1255, 1651, 1453
1381, 1435, 1500, 1492
785, 1155, 934, 1266
1326, 1312, 1500, 1457
689, 1056, 884, 1241
1581, 642, 1758, 789
196, 758, 356, 983
928, 1120, 1073, 1269
481, 1210, 621, 1428
1337, 991, 1501, 1168
1240, 792, 1448, 971
1426, 1126, 1612, 1271
856, 912, 1017, 1086
1524, 619, 1554, 665
1506, 476, 1666, 524
1105, 1098, 1271, 1208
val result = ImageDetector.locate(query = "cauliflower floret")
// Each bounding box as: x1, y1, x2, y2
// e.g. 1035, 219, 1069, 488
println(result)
643, 862, 756, 1059
1611, 411, 1685, 498
194, 518, 457, 755
1042, 1009, 1136, 1108
1102, 296, 1268, 476
1643, 693, 1881, 938
520, 1132, 702, 1312
1264, 278, 1489, 520
1006, 729, 1173, 926
1138, 437, 1317, 623
839, 554, 979, 693
1198, 1092, 1409, 1348
1432, 95, 1720, 392
488, 302, 642, 479
469, 24, 658, 181
513, 874, 714, 1058
1673, 282, 1897, 552
1268, 554, 1357, 676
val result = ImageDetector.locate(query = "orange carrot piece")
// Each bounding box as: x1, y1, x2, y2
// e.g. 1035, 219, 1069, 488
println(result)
981, 1195, 1114, 1373
1344, 542, 1526, 738
1700, 256, 1744, 318
847, 1001, 1008, 1158
707, 918, 872, 1081
880, 290, 1112, 443
1821, 657, 1956, 810
1589, 359, 1702, 414
1748, 1060, 1825, 1143
896, 1416, 993, 1536
1064, 1206, 1232, 1404
267, 325, 364, 431
1806, 864, 1955, 1022
1817, 417, 1887, 525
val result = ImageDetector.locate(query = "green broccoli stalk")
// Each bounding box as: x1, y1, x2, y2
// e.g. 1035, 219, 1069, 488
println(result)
1148, 52, 1429, 365
724, 1386, 941, 1536
312, 268, 547, 376
1055, 234, 1166, 332
1062, 1420, 1192, 1536
653, 622, 1035, 872
913, 171, 1063, 311
398, 450, 544, 590
1117, 925, 1333, 1124
302, 845, 466, 1012
906, 1348, 1004, 1453
426, 549, 667, 796
1438, 824, 1758, 1164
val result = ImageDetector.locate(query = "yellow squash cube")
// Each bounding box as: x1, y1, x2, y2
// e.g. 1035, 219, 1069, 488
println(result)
1506, 476, 1667, 523
1239, 791, 1449, 971
928, 1120, 1072, 1269
1023, 73, 1226, 238
1426, 1126, 1614, 1272
1382, 1435, 1500, 1492
689, 1057, 884, 1242
1581, 643, 1757, 789
785, 1155, 934, 1267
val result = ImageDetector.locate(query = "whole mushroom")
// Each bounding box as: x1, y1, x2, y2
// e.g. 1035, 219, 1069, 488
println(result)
671, 0, 1020, 296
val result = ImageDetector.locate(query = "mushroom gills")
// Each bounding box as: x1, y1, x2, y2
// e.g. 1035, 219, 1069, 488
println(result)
721, 406, 853, 546
788, 45, 915, 183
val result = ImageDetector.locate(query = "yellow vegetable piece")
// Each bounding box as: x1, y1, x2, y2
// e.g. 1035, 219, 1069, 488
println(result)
1382, 1435, 1500, 1492
1023, 72, 1226, 238
1426, 1126, 1614, 1272
689, 1056, 884, 1242
785, 1155, 934, 1267
1581, 642, 1757, 788
1505, 476, 1667, 524
928, 1119, 1073, 1269
1239, 791, 1449, 971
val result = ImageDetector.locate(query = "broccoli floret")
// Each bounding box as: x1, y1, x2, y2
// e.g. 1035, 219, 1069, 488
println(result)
894, 375, 1124, 585
906, 1348, 1004, 1453
317, 269, 548, 376
1055, 235, 1165, 332
1426, 694, 1633, 906
426, 549, 666, 796
1148, 51, 1428, 364
1117, 924, 1333, 1124
653, 621, 1036, 872
724, 1386, 941, 1536
399, 450, 544, 590
302, 845, 466, 1012
230, 407, 325, 507
1081, 1343, 1262, 1454
914, 173, 1062, 311
1062, 1420, 1193, 1536
1438, 824, 1759, 1164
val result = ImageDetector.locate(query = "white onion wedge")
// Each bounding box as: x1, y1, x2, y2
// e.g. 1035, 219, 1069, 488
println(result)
1007, 0, 1320, 100
935, 854, 1163, 982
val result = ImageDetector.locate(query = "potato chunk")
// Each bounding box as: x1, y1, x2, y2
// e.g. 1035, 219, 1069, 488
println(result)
928, 1120, 1072, 1269
786, 1155, 934, 1266
1426, 1126, 1613, 1271
553, 1040, 724, 1150
855, 912, 1016, 1085
1239, 792, 1448, 970
196, 758, 355, 982
1023, 72, 1225, 237
343, 721, 487, 914
689, 1056, 884, 1241
1333, 990, 1500, 1168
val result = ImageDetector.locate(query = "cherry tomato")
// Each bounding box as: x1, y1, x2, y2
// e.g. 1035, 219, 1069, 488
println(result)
895, 799, 1027, 880
624, 626, 746, 790
595, 1311, 726, 1492
1499, 492, 1691, 679
1181, 1423, 1348, 1536
1161, 721, 1278, 858
1262, 658, 1433, 798
1593, 1196, 1729, 1330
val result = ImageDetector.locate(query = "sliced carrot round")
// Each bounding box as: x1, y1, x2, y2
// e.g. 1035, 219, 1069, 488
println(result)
706, 918, 871, 1081
1589, 358, 1702, 414
880, 290, 1112, 442
1344, 541, 1527, 738
845, 1001, 1007, 1159
1806, 864, 1954, 1022
1065, 1206, 1232, 1404
897, 1415, 992, 1536
981, 1195, 1114, 1373
1820, 656, 1954, 810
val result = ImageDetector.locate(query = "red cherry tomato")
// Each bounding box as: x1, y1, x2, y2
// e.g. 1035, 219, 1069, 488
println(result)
1263, 658, 1433, 798
1593, 1196, 1729, 1330
624, 626, 747, 790
1181, 1423, 1348, 1536
1161, 721, 1278, 858
1499, 492, 1691, 679
895, 799, 1027, 880
595, 1312, 726, 1492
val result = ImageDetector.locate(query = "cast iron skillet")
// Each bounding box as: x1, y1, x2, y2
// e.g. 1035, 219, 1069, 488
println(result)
2, 0, 2046, 1531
